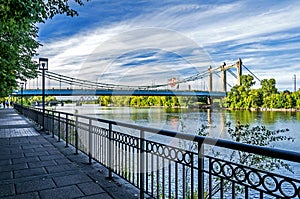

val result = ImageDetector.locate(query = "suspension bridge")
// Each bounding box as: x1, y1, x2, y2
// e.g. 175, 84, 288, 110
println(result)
13, 58, 259, 102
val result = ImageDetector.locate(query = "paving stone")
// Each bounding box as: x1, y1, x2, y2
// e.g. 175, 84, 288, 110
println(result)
11, 148, 35, 154
77, 193, 113, 199
24, 150, 49, 157
45, 163, 78, 174
0, 109, 146, 199
34, 146, 56, 152
15, 178, 56, 194
46, 150, 63, 155
0, 171, 12, 180
28, 159, 57, 168
54, 158, 72, 165
41, 143, 55, 148
0, 148, 11, 155
14, 167, 47, 178
3, 192, 40, 199
0, 153, 24, 160
105, 185, 140, 199
53, 173, 92, 187
0, 162, 28, 172
77, 182, 105, 195
21, 144, 43, 150
0, 183, 14, 197
12, 156, 40, 164
39, 154, 65, 161
39, 185, 84, 199
0, 159, 11, 166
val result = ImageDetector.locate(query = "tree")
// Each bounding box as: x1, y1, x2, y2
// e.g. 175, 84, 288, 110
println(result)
224, 75, 257, 109
0, 0, 89, 97
223, 75, 300, 110
241, 74, 255, 90
245, 89, 262, 108
260, 79, 277, 96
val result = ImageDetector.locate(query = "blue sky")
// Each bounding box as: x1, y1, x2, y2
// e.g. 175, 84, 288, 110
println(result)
36, 0, 300, 91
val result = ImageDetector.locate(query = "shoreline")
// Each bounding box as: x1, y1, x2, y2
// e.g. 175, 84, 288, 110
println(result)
57, 102, 300, 112
223, 107, 300, 112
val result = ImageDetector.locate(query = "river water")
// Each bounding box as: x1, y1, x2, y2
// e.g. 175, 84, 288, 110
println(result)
54, 104, 300, 153
54, 104, 300, 197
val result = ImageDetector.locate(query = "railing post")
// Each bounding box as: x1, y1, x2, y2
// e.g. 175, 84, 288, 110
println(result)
108, 123, 113, 179
198, 143, 205, 199
35, 109, 38, 124
65, 114, 69, 147
52, 111, 55, 138
75, 114, 79, 154
47, 110, 50, 133
58, 112, 61, 142
140, 130, 145, 199
88, 118, 92, 164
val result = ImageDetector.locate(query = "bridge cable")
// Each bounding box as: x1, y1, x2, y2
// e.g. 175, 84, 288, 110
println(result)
36, 65, 227, 90
242, 64, 261, 82
40, 69, 215, 90
227, 69, 237, 79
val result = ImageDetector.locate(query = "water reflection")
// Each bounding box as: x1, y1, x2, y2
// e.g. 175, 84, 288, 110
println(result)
227, 109, 300, 125
55, 104, 299, 151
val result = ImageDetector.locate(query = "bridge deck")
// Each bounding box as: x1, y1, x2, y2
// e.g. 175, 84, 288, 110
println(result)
14, 89, 227, 97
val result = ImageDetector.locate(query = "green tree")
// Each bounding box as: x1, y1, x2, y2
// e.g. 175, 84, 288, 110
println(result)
260, 78, 277, 97
241, 74, 255, 90
260, 78, 278, 107
223, 75, 300, 110
223, 75, 257, 109
245, 89, 262, 108
0, 0, 88, 97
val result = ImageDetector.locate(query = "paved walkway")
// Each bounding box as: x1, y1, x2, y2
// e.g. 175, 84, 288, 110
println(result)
0, 108, 141, 199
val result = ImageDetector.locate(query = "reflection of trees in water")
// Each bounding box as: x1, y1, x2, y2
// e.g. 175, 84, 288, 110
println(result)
228, 109, 300, 125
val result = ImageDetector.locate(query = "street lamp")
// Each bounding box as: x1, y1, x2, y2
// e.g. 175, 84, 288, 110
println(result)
39, 58, 48, 131
20, 82, 24, 106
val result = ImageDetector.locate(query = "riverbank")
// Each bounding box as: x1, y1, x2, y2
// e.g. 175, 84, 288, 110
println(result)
224, 107, 300, 112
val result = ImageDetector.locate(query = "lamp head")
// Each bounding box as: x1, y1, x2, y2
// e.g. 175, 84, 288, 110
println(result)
39, 58, 48, 70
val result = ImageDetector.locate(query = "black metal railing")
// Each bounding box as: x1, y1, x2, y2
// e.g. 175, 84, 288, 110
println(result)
15, 104, 300, 199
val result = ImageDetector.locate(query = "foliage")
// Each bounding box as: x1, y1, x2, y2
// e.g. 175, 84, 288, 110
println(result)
200, 122, 295, 197
0, 0, 88, 97
98, 95, 203, 107
224, 74, 300, 109
15, 95, 57, 106
225, 122, 294, 172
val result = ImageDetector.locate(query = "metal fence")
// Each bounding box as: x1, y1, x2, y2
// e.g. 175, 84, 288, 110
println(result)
15, 104, 300, 199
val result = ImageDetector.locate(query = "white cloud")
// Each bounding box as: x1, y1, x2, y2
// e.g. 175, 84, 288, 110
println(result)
37, 0, 300, 91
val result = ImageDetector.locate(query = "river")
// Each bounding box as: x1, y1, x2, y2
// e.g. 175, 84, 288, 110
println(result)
54, 104, 300, 153
53, 104, 299, 197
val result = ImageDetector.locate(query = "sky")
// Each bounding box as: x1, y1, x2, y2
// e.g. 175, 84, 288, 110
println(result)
36, 0, 300, 91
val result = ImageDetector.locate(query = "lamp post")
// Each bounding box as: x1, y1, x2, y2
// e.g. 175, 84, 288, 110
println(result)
20, 82, 24, 106
39, 58, 48, 131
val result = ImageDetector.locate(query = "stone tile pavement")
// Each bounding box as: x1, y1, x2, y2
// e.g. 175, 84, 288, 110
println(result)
0, 108, 143, 199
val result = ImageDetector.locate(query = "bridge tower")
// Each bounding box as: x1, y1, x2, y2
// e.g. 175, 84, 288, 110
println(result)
221, 58, 243, 92
221, 62, 226, 93
207, 58, 243, 106
237, 58, 242, 86
207, 66, 213, 105
208, 66, 212, 92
